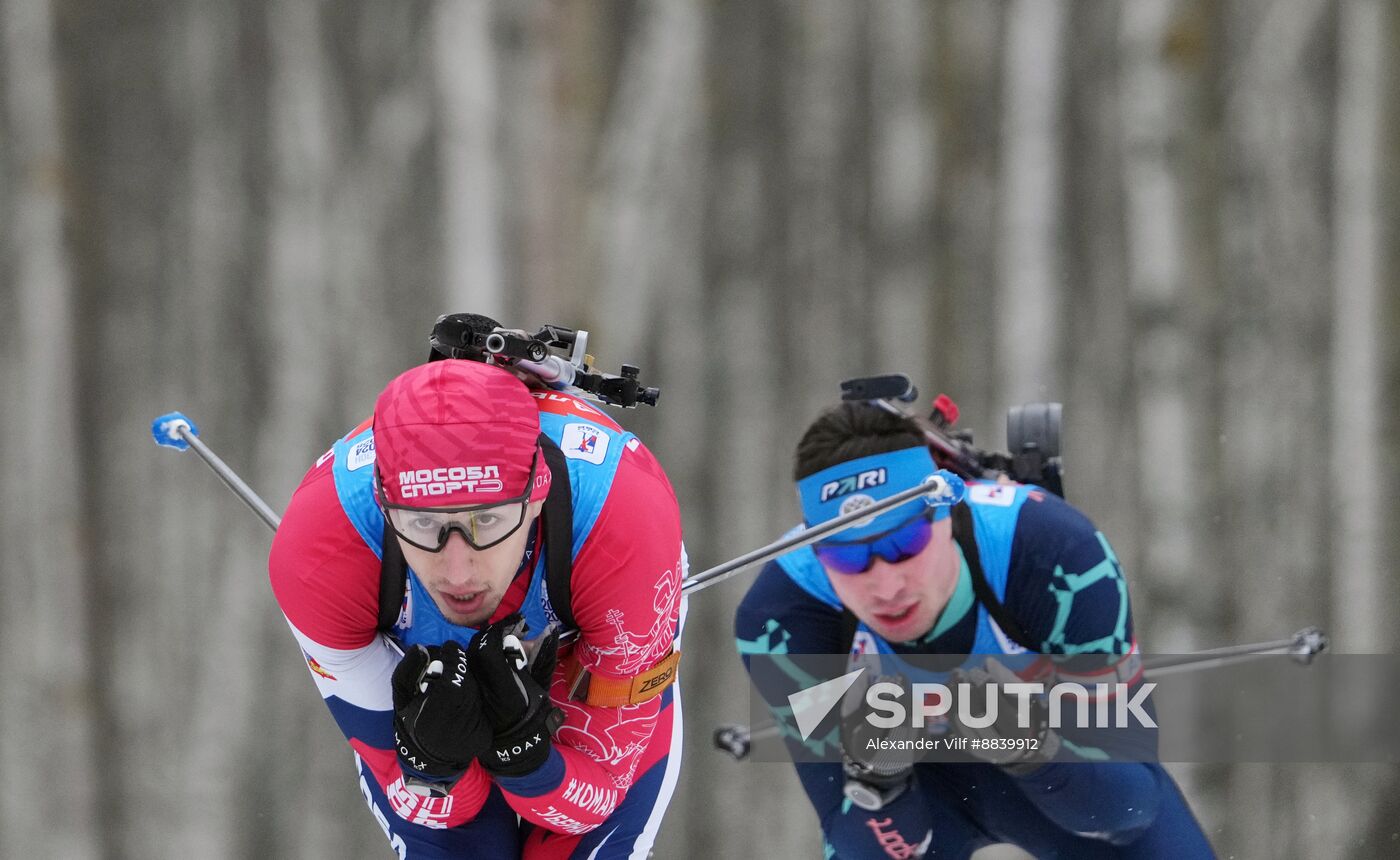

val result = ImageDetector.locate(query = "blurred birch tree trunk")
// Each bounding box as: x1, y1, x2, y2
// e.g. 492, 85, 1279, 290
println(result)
434, 0, 503, 315
1215, 4, 1337, 857
997, 0, 1065, 409
1330, 1, 1397, 855
1330, 0, 1385, 657
0, 0, 98, 856
930, 0, 1003, 430
868, 2, 938, 386
1118, 0, 1201, 642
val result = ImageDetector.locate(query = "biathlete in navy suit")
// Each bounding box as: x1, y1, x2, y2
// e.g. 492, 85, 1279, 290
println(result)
735, 401, 1214, 859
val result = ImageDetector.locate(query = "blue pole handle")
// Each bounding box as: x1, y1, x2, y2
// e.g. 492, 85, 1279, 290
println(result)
152, 411, 199, 451
149, 410, 281, 530
931, 470, 966, 506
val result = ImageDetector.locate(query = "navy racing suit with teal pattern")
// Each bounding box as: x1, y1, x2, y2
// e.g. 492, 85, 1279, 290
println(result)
734, 481, 1215, 859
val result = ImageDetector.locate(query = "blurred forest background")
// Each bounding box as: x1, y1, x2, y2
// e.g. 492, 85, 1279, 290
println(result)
3, 0, 1397, 857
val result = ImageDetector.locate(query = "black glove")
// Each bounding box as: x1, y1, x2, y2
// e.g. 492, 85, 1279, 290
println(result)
391, 641, 493, 790
951, 658, 1060, 775
467, 614, 563, 777
840, 673, 919, 811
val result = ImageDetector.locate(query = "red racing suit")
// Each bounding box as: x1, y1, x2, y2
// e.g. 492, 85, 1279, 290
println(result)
269, 390, 686, 858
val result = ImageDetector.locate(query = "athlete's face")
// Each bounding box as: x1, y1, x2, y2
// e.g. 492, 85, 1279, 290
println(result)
824, 517, 961, 642
396, 499, 545, 627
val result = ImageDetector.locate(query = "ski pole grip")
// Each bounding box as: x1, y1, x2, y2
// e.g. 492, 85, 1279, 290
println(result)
151, 410, 282, 531
152, 412, 199, 450
713, 724, 752, 761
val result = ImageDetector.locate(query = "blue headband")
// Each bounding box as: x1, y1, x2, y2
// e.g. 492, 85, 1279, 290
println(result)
797, 446, 950, 542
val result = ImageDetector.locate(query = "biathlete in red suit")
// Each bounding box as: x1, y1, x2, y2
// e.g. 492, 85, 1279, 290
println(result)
269, 360, 686, 858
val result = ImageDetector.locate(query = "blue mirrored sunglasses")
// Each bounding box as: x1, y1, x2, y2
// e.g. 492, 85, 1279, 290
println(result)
813, 508, 936, 575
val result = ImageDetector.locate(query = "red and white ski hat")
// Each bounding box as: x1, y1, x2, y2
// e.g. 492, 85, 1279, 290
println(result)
372, 361, 551, 507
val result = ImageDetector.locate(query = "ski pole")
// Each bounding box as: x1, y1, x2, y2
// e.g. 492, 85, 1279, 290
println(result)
1140, 625, 1328, 676
151, 410, 969, 674
151, 412, 282, 531
680, 473, 964, 598
150, 410, 965, 597
713, 625, 1330, 760
555, 473, 966, 648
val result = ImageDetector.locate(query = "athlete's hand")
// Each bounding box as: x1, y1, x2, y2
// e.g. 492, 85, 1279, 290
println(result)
840, 673, 918, 810
951, 657, 1060, 775
468, 614, 563, 777
391, 641, 493, 786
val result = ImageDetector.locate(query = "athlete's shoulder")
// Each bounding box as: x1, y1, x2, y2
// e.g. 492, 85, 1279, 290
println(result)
567, 427, 683, 674
608, 432, 675, 501
735, 561, 846, 656
569, 438, 680, 581
546, 393, 676, 514
268, 431, 381, 650
1007, 487, 1103, 564
1002, 489, 1135, 655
